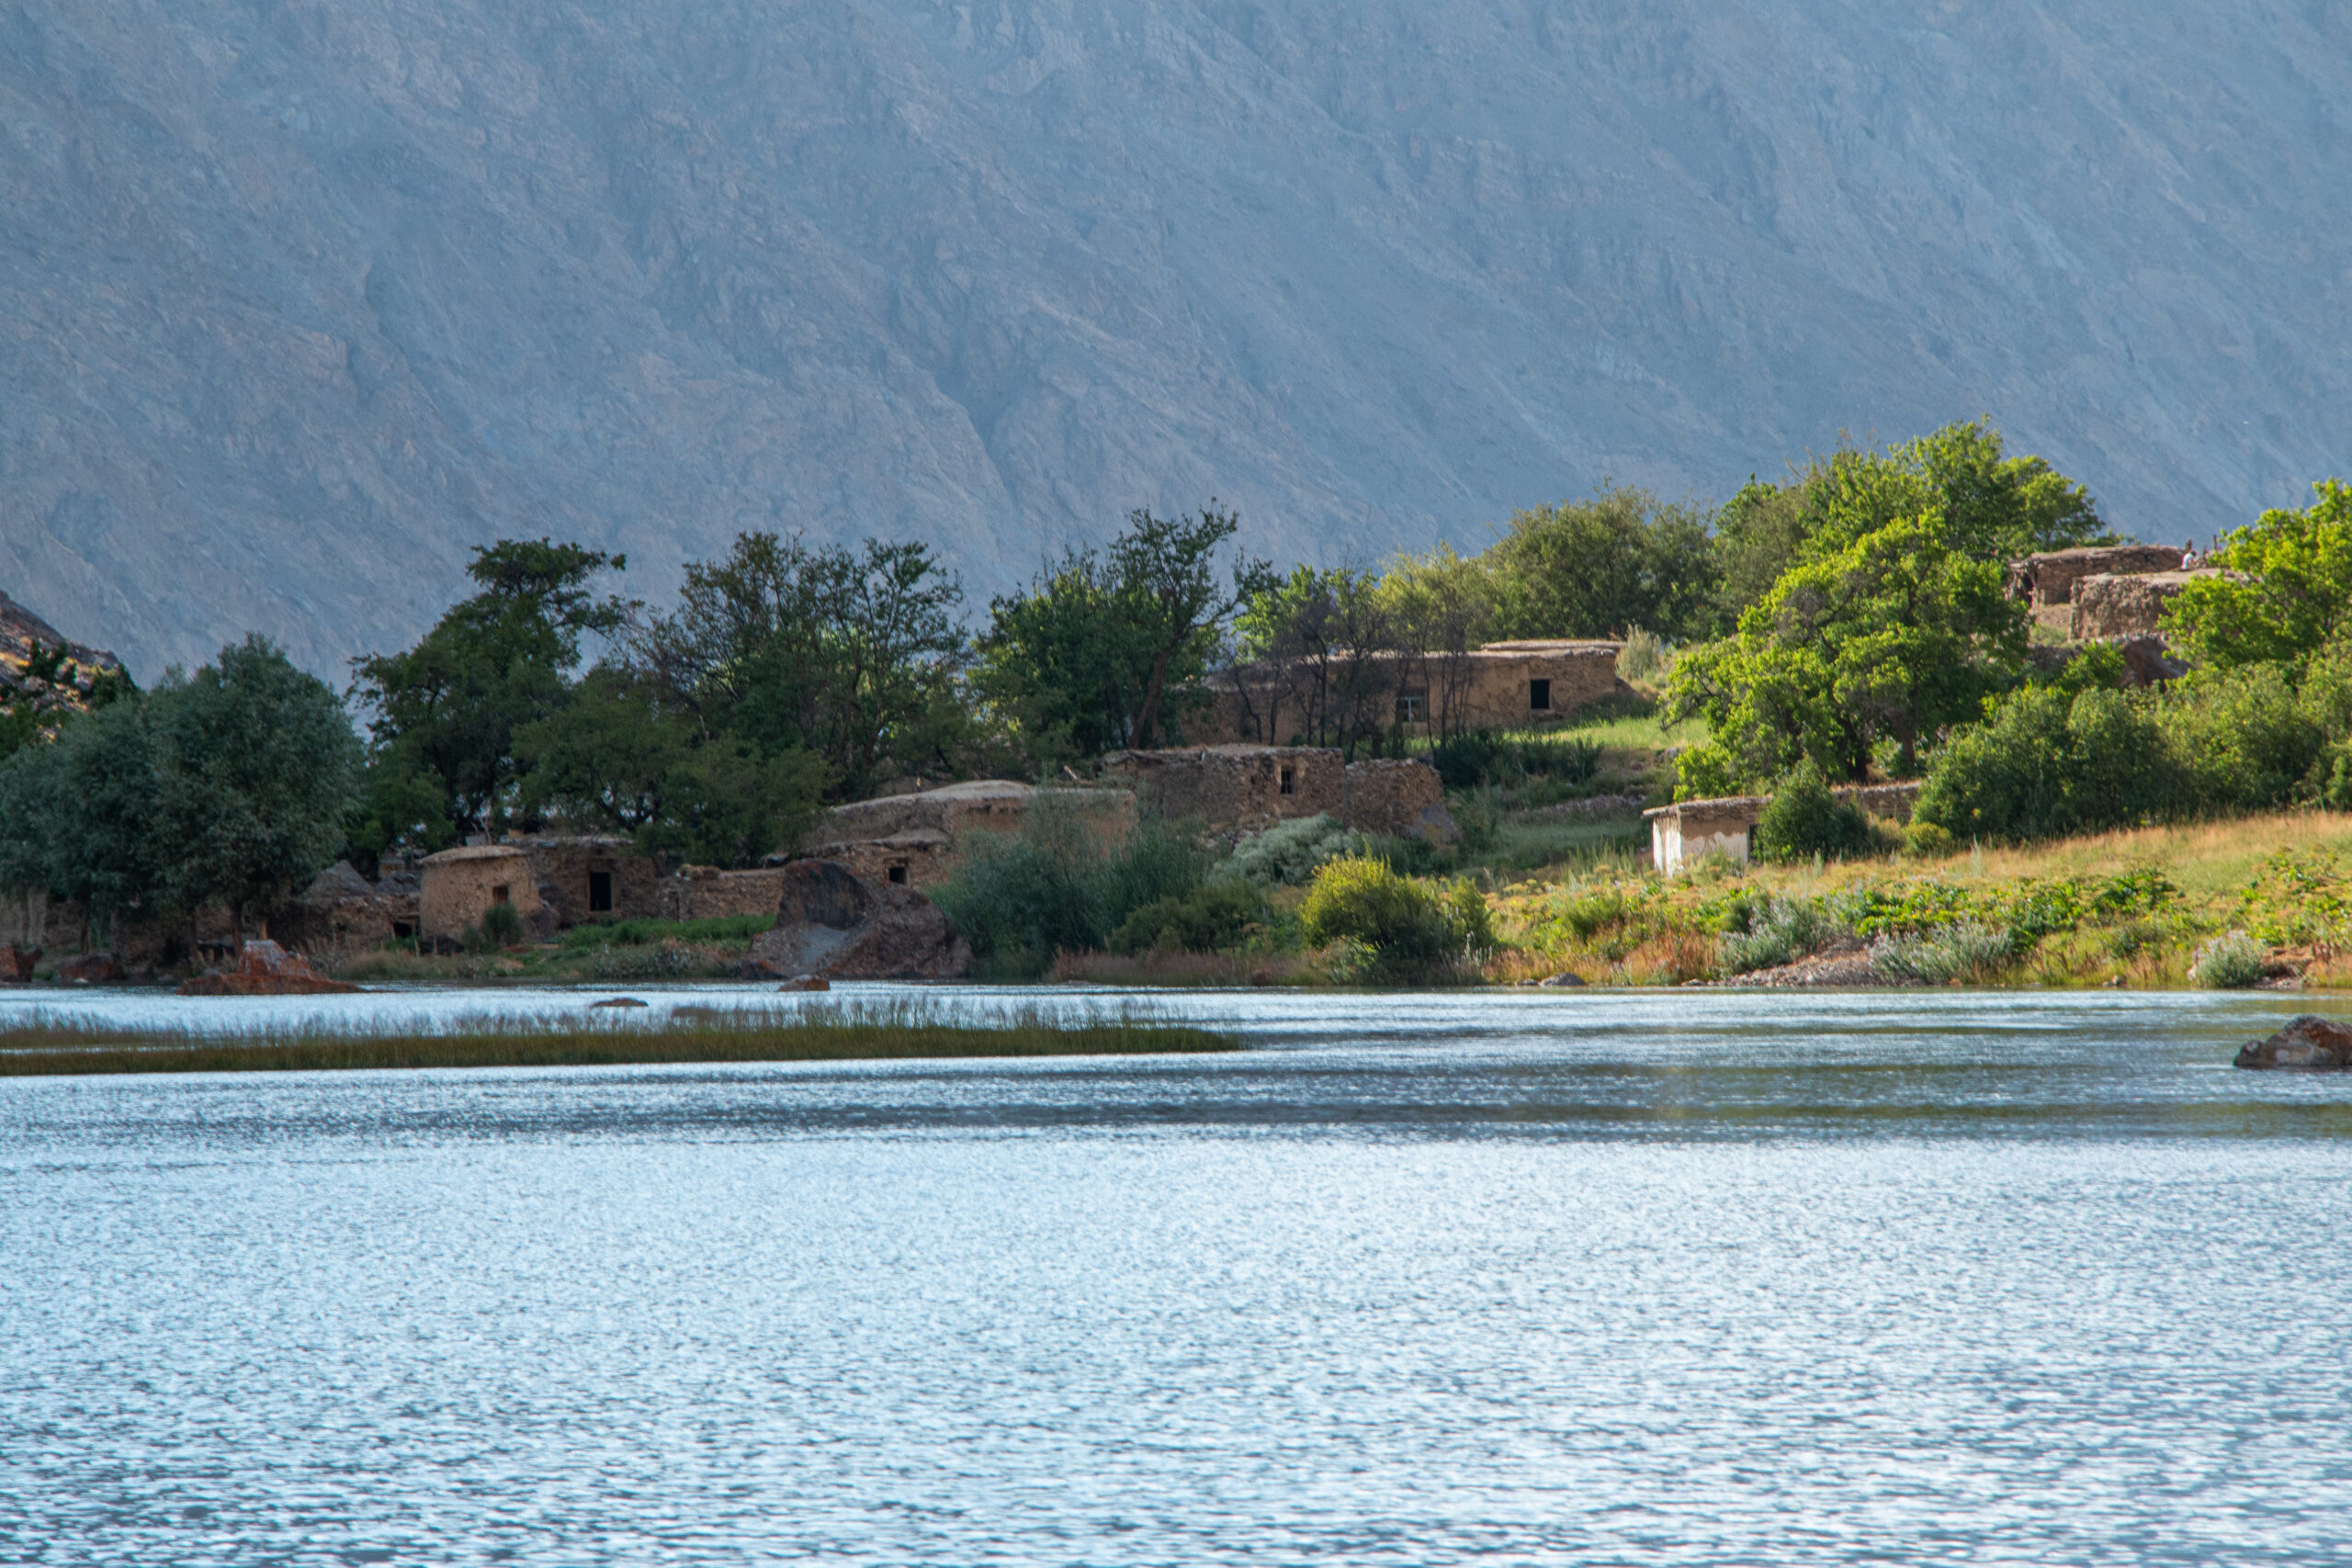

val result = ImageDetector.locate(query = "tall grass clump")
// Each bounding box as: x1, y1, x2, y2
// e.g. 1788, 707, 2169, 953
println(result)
1227, 814, 1364, 886
1869, 920, 2018, 985
1298, 855, 1496, 984
930, 799, 1211, 977
1616, 626, 1670, 683
2189, 930, 2267, 990
1716, 895, 1843, 975
0, 998, 1240, 1076
1429, 728, 1601, 790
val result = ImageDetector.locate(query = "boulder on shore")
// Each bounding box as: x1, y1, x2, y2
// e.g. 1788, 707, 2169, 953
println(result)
2233, 1014, 2352, 1070
744, 860, 970, 980
177, 939, 360, 997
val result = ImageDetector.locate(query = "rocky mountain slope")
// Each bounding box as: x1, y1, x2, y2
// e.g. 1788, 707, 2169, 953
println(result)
5, 2, 2347, 677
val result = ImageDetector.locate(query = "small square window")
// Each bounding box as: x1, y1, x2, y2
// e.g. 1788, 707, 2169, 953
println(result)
888, 863, 909, 886
1278, 766, 1295, 796
1396, 691, 1428, 725
1530, 678, 1552, 711
491, 885, 510, 905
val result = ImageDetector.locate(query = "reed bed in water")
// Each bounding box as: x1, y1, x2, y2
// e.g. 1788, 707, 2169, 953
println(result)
0, 998, 1241, 1076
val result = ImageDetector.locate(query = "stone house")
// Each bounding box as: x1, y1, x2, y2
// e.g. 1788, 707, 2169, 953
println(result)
505, 835, 662, 926
2068, 570, 2238, 640
420, 845, 544, 942
1195, 640, 1627, 744
2004, 546, 2187, 633
792, 779, 1136, 890
1644, 783, 1922, 874
1102, 745, 1457, 841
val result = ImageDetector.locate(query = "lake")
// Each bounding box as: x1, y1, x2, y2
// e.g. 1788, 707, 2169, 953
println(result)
5, 987, 2350, 1563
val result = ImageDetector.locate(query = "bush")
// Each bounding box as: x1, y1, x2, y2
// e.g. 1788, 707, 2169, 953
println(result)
2190, 930, 2267, 990
931, 803, 1211, 976
468, 902, 525, 953
1298, 856, 1492, 982
1617, 626, 1670, 682
1870, 919, 2018, 985
1752, 761, 1876, 863
2157, 664, 2324, 814
1914, 685, 2178, 845
1227, 814, 1364, 886
1430, 729, 1601, 791
1109, 878, 1271, 955
1717, 895, 1842, 975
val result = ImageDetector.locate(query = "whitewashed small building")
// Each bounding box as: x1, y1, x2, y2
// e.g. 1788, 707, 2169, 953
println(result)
1644, 795, 1770, 874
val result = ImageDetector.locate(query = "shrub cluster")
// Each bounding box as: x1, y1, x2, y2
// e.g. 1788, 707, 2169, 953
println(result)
1226, 814, 1364, 886
931, 804, 1211, 977
1429, 728, 1602, 791
1298, 856, 1496, 983
1750, 761, 1878, 863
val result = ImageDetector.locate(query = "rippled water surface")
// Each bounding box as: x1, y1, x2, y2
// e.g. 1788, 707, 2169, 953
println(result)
6, 987, 2352, 1564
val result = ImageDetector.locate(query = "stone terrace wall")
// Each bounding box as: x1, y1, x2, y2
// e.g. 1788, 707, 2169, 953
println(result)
2007, 546, 2187, 609
662, 865, 789, 922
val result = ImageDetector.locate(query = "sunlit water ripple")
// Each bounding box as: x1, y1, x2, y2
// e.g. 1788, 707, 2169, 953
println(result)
5, 986, 2349, 1563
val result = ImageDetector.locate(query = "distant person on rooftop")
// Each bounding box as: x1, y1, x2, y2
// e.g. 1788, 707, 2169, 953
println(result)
2181, 540, 2199, 569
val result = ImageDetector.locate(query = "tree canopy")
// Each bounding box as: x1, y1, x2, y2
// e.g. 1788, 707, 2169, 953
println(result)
2164, 479, 2352, 669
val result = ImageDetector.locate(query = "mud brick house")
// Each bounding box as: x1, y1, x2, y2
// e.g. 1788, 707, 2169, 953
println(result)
792, 780, 1136, 890
1645, 784, 1921, 874
419, 845, 544, 942
2004, 546, 2187, 633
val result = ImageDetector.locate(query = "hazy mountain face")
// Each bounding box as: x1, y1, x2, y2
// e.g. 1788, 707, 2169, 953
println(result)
5, 1, 2347, 678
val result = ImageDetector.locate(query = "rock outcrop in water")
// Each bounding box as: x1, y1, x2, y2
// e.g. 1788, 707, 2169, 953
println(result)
2233, 1015, 2352, 1071
6, 3, 2350, 677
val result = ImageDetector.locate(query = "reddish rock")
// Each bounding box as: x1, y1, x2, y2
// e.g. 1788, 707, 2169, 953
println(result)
2233, 1015, 2352, 1070
177, 939, 360, 997
59, 953, 125, 985
0, 943, 39, 982
777, 975, 831, 991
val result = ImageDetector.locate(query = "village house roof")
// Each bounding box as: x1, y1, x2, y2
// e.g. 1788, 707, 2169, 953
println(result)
421, 843, 533, 865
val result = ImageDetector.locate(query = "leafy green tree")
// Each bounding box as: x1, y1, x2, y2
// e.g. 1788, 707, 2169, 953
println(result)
1791, 421, 2109, 565
639, 533, 965, 799
2164, 479, 2352, 669
1669, 511, 2024, 788
1228, 564, 1399, 754
1485, 484, 1718, 641
979, 503, 1271, 761
351, 539, 633, 841
0, 697, 161, 940
514, 666, 822, 865
149, 637, 364, 939
1913, 683, 2178, 844
1708, 478, 1813, 631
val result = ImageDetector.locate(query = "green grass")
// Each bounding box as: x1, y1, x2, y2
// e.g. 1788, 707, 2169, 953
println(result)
0, 1001, 1240, 1077
552, 915, 775, 950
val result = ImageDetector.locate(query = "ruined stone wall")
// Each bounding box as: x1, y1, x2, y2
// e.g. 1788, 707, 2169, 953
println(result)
1829, 782, 1923, 825
1192, 643, 1625, 742
662, 865, 791, 921
2009, 546, 2187, 609
1104, 746, 1342, 829
1339, 758, 1453, 841
2069, 570, 2213, 639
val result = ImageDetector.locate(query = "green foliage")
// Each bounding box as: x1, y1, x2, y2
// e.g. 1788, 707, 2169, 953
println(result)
1717, 894, 1844, 974
2189, 931, 2267, 990
1297, 856, 1493, 981
2234, 850, 2352, 953
2154, 664, 2326, 813
0, 637, 362, 935
1870, 919, 2018, 985
1429, 728, 1602, 791
930, 807, 1213, 977
471, 902, 525, 953
1616, 626, 1671, 682
1708, 479, 1813, 631
1751, 761, 1878, 863
980, 503, 1271, 763
1109, 877, 1272, 955
1670, 511, 2024, 787
513, 666, 823, 866
352, 538, 633, 839
1227, 814, 1365, 886
1914, 685, 2178, 844
637, 532, 967, 800
2165, 479, 2352, 669
1485, 485, 1719, 642
1229, 563, 1403, 754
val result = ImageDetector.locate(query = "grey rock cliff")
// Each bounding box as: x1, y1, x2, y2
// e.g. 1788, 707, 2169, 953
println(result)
5, 2, 2348, 677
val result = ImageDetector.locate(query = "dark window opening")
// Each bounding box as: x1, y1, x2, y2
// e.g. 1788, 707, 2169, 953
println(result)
392, 921, 414, 939
1530, 678, 1552, 711
1278, 766, 1295, 796
588, 870, 615, 912
1396, 690, 1428, 725
491, 885, 511, 905
887, 863, 909, 886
